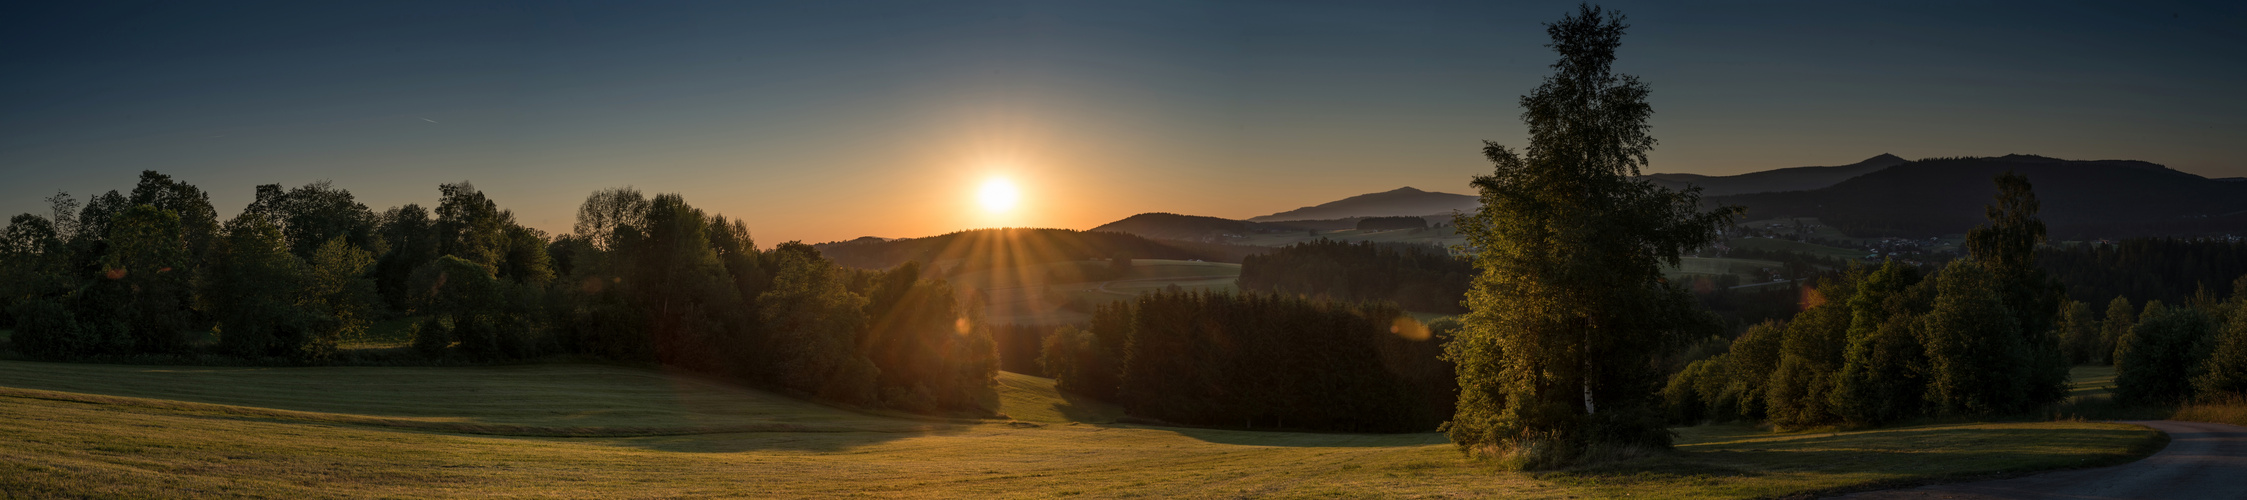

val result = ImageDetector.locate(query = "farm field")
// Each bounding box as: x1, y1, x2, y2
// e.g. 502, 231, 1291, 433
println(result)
0, 361, 2161, 498
974, 259, 1242, 325
1663, 256, 1786, 282
1233, 226, 1466, 249
1726, 237, 1867, 261
2063, 364, 2247, 428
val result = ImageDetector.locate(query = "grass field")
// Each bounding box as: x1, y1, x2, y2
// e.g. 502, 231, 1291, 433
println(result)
2060, 364, 2247, 427
977, 259, 1243, 325
1663, 257, 1786, 282
1233, 226, 1466, 249
0, 360, 2163, 498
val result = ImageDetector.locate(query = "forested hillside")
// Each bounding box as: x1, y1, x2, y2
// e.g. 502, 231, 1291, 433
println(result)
1087, 212, 1310, 242
1645, 153, 1905, 196
1712, 155, 2247, 238
1237, 240, 1470, 314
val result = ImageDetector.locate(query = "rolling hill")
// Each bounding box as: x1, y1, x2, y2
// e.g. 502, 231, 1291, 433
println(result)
1087, 213, 1310, 242
812, 228, 1267, 271
1645, 153, 1907, 196
1246, 187, 1478, 222
1712, 155, 2247, 239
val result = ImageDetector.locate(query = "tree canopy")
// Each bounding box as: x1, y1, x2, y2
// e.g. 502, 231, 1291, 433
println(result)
1445, 4, 1735, 464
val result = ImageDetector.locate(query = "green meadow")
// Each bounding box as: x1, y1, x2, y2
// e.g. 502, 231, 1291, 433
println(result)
0, 361, 2160, 498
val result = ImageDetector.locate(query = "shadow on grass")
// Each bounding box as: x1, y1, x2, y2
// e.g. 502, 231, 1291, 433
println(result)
1537, 456, 1759, 485
1535, 424, 2165, 494
598, 423, 983, 453
1151, 425, 1449, 448
1046, 390, 1124, 423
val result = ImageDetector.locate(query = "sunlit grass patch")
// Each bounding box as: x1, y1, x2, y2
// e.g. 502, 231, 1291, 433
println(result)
2173, 397, 2247, 427
0, 360, 2165, 499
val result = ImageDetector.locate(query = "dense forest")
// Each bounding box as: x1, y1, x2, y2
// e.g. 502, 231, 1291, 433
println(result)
0, 173, 997, 415
1038, 291, 1455, 432
1663, 176, 2247, 427
1236, 240, 1471, 314
2039, 238, 2247, 307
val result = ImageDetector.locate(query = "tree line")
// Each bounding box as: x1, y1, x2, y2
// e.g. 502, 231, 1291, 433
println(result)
0, 175, 997, 415
1236, 240, 1471, 314
1038, 291, 1455, 432
2038, 237, 2247, 309
1662, 173, 2247, 427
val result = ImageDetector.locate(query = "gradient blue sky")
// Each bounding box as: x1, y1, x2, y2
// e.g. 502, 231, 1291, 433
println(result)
3, 1, 2241, 244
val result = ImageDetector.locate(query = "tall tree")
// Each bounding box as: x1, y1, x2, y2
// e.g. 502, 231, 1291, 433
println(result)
126, 171, 221, 264
101, 205, 196, 353
1919, 260, 2028, 415
757, 243, 878, 405
1446, 5, 1734, 461
1962, 171, 2071, 408
374, 204, 438, 310
205, 216, 315, 359
1830, 261, 1930, 425
2100, 296, 2136, 366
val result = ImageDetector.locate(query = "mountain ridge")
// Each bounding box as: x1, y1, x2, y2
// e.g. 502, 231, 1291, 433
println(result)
1644, 154, 1907, 196
1246, 187, 1479, 222
1712, 155, 2247, 238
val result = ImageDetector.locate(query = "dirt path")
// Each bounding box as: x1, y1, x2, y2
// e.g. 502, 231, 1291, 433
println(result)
1837, 420, 2247, 500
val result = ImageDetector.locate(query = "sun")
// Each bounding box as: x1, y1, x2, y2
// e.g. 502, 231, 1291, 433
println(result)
978, 177, 1020, 213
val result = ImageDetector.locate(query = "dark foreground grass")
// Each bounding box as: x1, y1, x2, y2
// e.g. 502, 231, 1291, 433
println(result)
0, 360, 2163, 499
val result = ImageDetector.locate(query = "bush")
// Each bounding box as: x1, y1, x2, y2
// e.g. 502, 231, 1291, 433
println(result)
412, 318, 453, 358
2190, 302, 2247, 400
2114, 302, 2217, 405
6, 299, 82, 360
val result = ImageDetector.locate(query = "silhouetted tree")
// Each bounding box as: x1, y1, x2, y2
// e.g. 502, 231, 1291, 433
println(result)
757, 243, 879, 405
206, 216, 318, 359
1446, 5, 1735, 462
101, 205, 196, 354
1962, 171, 2070, 409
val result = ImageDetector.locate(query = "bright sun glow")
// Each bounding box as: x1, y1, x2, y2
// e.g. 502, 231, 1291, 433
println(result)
978, 177, 1020, 213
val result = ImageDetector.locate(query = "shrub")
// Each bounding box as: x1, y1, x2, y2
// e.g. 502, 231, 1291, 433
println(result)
2114, 302, 2217, 405
2190, 302, 2247, 399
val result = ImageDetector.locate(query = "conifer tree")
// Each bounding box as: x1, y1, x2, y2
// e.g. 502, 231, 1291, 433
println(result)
1446, 4, 1734, 461
1962, 171, 2070, 408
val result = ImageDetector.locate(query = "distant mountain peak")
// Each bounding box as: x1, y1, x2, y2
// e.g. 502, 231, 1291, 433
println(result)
1867, 153, 1906, 163
1383, 186, 1428, 194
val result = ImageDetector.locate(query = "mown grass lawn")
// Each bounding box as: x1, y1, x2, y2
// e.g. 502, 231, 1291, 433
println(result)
2063, 364, 2247, 428
0, 361, 2162, 498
